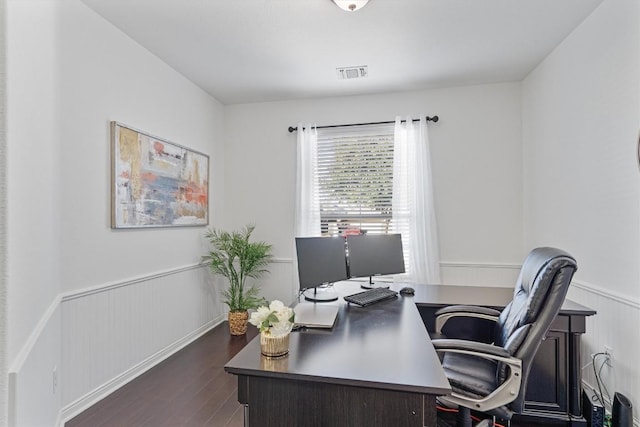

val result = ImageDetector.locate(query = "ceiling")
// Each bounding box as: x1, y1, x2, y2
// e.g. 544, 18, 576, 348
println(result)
80, 0, 604, 105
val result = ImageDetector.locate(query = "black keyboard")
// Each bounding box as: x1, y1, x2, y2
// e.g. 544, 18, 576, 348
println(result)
343, 287, 398, 307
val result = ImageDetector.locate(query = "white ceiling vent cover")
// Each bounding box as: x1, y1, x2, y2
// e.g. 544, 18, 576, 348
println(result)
337, 66, 368, 80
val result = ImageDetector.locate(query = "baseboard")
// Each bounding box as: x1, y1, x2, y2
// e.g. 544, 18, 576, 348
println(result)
58, 315, 225, 426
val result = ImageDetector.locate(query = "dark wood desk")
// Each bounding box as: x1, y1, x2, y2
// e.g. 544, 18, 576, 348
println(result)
225, 281, 451, 427
225, 282, 595, 427
410, 284, 596, 426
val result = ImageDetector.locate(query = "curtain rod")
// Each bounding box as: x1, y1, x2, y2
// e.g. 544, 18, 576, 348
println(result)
288, 115, 439, 133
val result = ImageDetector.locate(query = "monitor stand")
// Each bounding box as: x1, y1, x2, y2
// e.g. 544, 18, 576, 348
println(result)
360, 276, 391, 290
303, 286, 339, 302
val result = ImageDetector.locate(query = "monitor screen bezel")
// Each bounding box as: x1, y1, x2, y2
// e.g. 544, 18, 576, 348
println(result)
295, 236, 349, 291
346, 233, 406, 280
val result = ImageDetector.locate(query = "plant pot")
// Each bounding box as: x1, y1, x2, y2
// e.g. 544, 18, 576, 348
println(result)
228, 310, 249, 336
260, 331, 290, 358
260, 351, 289, 371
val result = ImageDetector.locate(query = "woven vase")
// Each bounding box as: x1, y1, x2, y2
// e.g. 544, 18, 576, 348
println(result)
228, 311, 249, 336
260, 332, 290, 358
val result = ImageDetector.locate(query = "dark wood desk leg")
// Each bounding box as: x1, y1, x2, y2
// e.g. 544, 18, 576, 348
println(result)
237, 375, 249, 427
237, 375, 249, 404
424, 395, 437, 426
568, 314, 587, 419
569, 332, 583, 417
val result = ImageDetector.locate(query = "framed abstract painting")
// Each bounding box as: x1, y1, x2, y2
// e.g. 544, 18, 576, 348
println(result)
111, 121, 209, 229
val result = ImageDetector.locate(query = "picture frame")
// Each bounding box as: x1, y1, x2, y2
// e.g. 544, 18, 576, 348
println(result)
111, 121, 209, 229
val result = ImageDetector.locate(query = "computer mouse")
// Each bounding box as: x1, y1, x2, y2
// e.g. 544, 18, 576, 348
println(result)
399, 286, 415, 295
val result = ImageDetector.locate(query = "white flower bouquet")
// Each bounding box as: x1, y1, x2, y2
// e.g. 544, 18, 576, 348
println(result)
249, 300, 295, 337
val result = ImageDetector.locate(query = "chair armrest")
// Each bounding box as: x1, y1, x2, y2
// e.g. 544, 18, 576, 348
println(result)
432, 338, 523, 413
435, 305, 501, 334
431, 338, 511, 359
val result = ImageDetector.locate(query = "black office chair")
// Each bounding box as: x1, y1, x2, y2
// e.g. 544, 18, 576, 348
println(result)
431, 247, 578, 427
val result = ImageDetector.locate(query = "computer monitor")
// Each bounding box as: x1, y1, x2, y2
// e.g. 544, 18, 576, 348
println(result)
295, 236, 348, 302
346, 234, 406, 289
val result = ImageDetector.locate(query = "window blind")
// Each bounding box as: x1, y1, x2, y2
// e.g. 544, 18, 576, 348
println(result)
316, 124, 395, 236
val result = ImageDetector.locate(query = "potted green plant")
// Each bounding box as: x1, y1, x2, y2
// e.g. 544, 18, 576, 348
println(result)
203, 224, 272, 335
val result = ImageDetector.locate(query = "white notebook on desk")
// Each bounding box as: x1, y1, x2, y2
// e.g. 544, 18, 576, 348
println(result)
294, 303, 339, 329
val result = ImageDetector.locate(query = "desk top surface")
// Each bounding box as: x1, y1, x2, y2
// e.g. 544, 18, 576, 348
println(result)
224, 281, 452, 396
405, 283, 596, 316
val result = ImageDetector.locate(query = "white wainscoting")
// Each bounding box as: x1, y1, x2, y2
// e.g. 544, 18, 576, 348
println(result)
60, 263, 222, 424
12, 259, 637, 427
569, 281, 640, 426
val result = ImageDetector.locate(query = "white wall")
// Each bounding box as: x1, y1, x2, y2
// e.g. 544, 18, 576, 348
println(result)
1, 0, 8, 423
6, 1, 226, 425
224, 83, 524, 302
7, 0, 61, 375
523, 0, 640, 419
8, 0, 637, 425
6, 2, 63, 424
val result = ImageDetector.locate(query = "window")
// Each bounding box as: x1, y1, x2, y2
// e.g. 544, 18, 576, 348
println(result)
316, 124, 395, 237
295, 117, 440, 284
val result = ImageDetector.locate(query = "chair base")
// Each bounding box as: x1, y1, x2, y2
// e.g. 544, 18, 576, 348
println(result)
454, 407, 497, 427
437, 403, 506, 427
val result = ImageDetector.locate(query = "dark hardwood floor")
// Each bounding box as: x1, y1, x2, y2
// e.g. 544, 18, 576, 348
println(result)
65, 323, 258, 427
66, 322, 552, 427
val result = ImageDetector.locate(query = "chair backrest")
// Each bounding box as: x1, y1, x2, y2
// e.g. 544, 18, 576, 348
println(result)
494, 247, 577, 412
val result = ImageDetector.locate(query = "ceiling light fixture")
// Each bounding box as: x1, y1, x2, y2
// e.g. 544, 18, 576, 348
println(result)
332, 0, 369, 12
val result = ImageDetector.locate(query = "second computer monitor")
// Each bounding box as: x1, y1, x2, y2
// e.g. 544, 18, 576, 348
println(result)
346, 234, 405, 289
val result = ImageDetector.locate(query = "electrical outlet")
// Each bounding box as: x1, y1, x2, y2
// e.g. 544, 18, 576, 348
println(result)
604, 346, 613, 366
52, 365, 58, 394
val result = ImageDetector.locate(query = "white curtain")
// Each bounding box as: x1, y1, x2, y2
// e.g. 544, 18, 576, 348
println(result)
392, 116, 441, 284
293, 124, 320, 297
294, 123, 321, 237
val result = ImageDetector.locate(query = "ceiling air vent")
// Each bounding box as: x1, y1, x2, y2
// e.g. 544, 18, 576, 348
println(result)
337, 66, 368, 80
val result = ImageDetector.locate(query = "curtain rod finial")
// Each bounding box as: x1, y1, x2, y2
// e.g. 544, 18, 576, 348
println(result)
288, 126, 297, 133
427, 116, 439, 123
